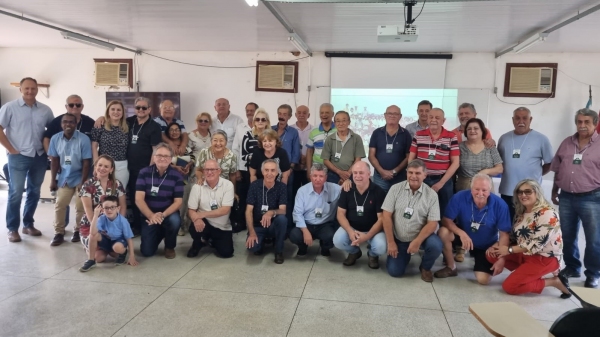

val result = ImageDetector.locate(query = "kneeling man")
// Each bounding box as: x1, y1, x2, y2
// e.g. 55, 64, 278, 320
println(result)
334, 161, 386, 268
382, 159, 443, 282
290, 163, 341, 257
434, 174, 511, 284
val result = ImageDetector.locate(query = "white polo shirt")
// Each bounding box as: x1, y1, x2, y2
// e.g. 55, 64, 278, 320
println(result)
187, 177, 235, 231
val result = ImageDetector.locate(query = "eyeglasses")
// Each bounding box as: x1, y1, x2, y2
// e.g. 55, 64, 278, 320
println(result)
154, 154, 172, 159
254, 118, 267, 122
102, 206, 118, 211
516, 189, 534, 196
204, 168, 220, 172
67, 103, 83, 108
135, 106, 148, 111
197, 119, 209, 123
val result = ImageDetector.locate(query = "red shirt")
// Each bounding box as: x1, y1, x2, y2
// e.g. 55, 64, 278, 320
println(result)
451, 127, 493, 143
410, 127, 459, 175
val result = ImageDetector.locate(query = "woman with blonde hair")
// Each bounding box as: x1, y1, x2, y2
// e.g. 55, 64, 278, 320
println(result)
188, 112, 212, 160
488, 179, 570, 298
90, 100, 130, 187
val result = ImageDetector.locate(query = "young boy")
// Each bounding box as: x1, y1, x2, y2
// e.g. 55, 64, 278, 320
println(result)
79, 195, 138, 272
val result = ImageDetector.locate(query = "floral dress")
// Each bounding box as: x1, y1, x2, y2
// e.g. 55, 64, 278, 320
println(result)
78, 177, 126, 237
511, 206, 563, 261
196, 148, 238, 180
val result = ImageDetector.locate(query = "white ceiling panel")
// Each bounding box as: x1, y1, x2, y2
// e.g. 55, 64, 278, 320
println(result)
0, 0, 599, 53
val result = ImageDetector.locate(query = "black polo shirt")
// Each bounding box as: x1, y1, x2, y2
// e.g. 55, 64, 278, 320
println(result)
127, 116, 163, 172
338, 181, 385, 232
44, 113, 96, 139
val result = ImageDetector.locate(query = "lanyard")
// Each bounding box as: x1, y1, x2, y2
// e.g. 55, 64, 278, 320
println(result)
151, 168, 169, 189
385, 127, 399, 146
574, 141, 591, 155
262, 182, 272, 205
353, 189, 370, 208
132, 120, 145, 137
335, 132, 349, 155
471, 203, 487, 224
511, 130, 531, 151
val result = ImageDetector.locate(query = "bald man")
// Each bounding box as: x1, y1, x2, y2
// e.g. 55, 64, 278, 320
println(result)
211, 98, 244, 149
291, 105, 312, 189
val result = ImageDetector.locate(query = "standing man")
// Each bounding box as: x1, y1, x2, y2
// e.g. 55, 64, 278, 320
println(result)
407, 108, 459, 217
127, 97, 163, 236
290, 163, 341, 257
290, 105, 312, 189
233, 102, 258, 156
451, 103, 493, 144
154, 99, 188, 155
434, 174, 511, 284
48, 113, 92, 246
187, 160, 235, 258
369, 105, 412, 192
272, 104, 301, 229
382, 159, 442, 282
497, 107, 553, 220
305, 103, 336, 180
552, 109, 600, 289
405, 100, 431, 138
212, 98, 244, 150
43, 94, 95, 151
245, 159, 288, 264
321, 111, 365, 184
0, 77, 54, 242
334, 161, 387, 269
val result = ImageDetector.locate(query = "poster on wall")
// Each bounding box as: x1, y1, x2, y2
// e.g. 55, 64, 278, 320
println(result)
105, 92, 181, 119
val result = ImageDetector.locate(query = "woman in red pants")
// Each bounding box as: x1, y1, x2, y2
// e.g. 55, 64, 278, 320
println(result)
489, 179, 570, 298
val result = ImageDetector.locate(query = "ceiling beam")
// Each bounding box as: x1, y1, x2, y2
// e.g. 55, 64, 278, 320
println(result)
261, 0, 313, 56
262, 0, 499, 3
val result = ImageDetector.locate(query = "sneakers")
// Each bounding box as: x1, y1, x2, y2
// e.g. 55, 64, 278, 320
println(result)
50, 234, 65, 246
115, 250, 128, 265
368, 254, 380, 269
296, 246, 308, 257
585, 277, 599, 289
454, 248, 465, 262
71, 231, 81, 243
343, 250, 363, 266
434, 266, 458, 278
274, 253, 284, 264
178, 227, 186, 236
79, 259, 96, 272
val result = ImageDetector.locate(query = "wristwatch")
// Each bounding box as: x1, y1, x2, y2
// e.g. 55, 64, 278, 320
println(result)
392, 169, 397, 176
508, 246, 514, 254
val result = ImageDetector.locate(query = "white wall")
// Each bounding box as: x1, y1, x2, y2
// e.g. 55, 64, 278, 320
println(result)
0, 48, 597, 171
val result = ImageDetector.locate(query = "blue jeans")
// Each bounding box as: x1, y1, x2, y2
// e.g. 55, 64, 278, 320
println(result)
559, 190, 600, 278
140, 212, 181, 257
424, 175, 454, 217
386, 234, 443, 277
247, 215, 287, 254
6, 153, 47, 232
372, 171, 405, 193
333, 227, 387, 256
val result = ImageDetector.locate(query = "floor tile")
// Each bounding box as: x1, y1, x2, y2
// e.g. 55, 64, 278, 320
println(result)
288, 298, 452, 337
303, 251, 441, 310
114, 287, 299, 337
0, 275, 44, 302
0, 279, 166, 337
173, 243, 314, 297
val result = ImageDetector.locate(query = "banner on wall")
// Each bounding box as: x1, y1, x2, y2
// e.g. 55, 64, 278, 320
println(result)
106, 92, 181, 119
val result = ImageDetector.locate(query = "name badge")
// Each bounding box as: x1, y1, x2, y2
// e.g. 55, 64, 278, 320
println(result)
357, 206, 364, 216
428, 149, 436, 160
150, 186, 159, 196
386, 144, 393, 153
403, 207, 414, 219
315, 207, 323, 218
512, 149, 521, 158
334, 153, 341, 162
131, 135, 138, 144
471, 222, 481, 233
261, 205, 269, 214
210, 200, 218, 210
64, 155, 72, 165
573, 154, 583, 165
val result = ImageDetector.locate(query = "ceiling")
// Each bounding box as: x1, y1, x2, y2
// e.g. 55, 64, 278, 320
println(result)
0, 0, 599, 53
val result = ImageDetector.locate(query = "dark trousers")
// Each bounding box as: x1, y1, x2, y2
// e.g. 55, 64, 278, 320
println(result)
424, 175, 454, 217
289, 222, 337, 251
237, 170, 251, 226
128, 169, 142, 232
286, 173, 295, 230
247, 215, 287, 254
189, 218, 234, 258
293, 169, 309, 191
140, 212, 181, 257
500, 194, 516, 223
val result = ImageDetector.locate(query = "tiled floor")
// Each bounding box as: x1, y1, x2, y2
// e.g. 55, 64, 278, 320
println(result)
0, 189, 589, 337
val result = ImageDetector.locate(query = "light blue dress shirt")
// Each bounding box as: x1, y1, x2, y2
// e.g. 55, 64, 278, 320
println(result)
48, 131, 92, 188
272, 124, 301, 164
293, 182, 341, 227
0, 97, 54, 157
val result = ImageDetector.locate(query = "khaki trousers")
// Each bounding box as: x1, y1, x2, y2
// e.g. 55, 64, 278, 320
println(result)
53, 186, 84, 235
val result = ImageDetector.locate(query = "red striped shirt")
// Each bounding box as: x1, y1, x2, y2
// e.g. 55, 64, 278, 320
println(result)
410, 127, 459, 175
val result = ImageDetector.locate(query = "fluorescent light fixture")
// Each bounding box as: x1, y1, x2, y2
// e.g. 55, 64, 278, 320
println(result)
60, 31, 116, 51
288, 33, 312, 56
513, 33, 548, 54
245, 0, 259, 6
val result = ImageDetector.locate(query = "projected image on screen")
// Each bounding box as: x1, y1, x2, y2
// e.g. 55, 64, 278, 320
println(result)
330, 88, 459, 153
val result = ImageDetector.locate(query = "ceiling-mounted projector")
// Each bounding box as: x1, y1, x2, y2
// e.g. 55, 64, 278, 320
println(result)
377, 24, 418, 43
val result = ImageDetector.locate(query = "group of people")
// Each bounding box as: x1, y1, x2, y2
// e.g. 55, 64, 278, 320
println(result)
1, 77, 598, 297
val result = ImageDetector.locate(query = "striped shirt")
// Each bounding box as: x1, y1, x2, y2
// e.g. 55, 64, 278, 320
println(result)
136, 165, 184, 213
306, 123, 336, 164
381, 181, 440, 242
410, 127, 459, 175
154, 116, 187, 133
